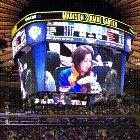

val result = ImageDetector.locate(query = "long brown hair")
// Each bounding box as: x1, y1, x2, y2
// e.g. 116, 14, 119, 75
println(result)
72, 45, 93, 76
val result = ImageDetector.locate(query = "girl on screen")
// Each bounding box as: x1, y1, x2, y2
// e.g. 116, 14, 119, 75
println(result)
59, 45, 102, 93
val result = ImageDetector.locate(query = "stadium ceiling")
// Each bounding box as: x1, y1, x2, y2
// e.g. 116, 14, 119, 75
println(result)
0, 0, 140, 69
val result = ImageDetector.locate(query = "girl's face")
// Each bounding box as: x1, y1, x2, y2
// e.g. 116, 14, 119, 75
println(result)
79, 53, 92, 74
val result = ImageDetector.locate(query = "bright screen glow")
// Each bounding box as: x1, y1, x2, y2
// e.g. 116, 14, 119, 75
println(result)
18, 42, 122, 104
15, 21, 127, 105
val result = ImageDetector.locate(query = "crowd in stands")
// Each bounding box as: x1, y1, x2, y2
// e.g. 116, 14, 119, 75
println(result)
23, 95, 140, 116
1, 125, 140, 140
0, 95, 140, 140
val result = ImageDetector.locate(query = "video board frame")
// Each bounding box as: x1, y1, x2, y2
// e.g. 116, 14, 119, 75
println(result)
12, 11, 134, 104
12, 21, 126, 58
12, 11, 134, 37
12, 11, 133, 59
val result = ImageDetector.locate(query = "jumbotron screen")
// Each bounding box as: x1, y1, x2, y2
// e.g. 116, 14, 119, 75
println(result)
12, 17, 133, 105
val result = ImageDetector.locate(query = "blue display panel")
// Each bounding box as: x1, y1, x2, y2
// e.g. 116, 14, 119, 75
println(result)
25, 22, 46, 45
124, 34, 133, 52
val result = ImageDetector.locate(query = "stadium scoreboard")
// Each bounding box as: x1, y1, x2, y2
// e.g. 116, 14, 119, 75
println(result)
12, 11, 134, 37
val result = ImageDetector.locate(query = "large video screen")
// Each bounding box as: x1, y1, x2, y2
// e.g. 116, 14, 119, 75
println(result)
47, 42, 121, 94
18, 42, 122, 101
18, 45, 36, 99
14, 21, 128, 105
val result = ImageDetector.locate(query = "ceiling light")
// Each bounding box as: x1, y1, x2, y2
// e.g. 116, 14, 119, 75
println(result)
9, 60, 13, 63
135, 63, 140, 66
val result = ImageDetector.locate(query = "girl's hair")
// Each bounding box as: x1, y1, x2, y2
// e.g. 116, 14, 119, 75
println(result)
72, 45, 93, 74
